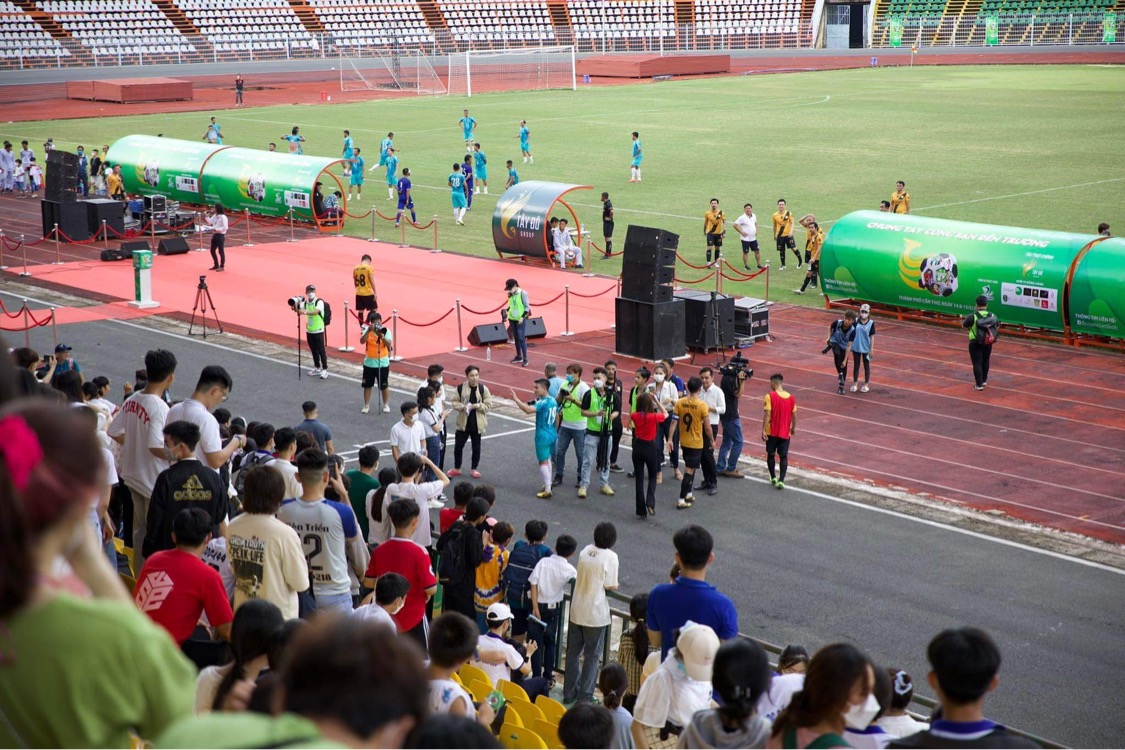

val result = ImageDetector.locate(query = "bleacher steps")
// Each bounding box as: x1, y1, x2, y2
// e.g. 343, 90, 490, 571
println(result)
286, 0, 325, 36
418, 0, 450, 46
547, 0, 572, 40
154, 0, 213, 60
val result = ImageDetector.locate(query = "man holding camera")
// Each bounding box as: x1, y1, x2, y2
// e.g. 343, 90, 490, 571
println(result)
717, 361, 750, 478
296, 285, 329, 379
360, 311, 392, 414
503, 278, 531, 368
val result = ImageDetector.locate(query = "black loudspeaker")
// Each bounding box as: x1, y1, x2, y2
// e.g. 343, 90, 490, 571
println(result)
623, 225, 679, 266
120, 240, 151, 258
675, 290, 736, 351
621, 273, 673, 303
157, 236, 191, 256
41, 199, 91, 242
614, 297, 686, 361
100, 248, 130, 261
85, 198, 125, 238
47, 149, 79, 168
621, 224, 679, 303
467, 322, 509, 347
45, 150, 80, 203
525, 316, 547, 339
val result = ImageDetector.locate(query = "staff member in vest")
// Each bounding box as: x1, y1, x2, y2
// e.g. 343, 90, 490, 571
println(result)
578, 367, 620, 499
205, 204, 228, 272
297, 285, 329, 380
360, 311, 393, 414
502, 278, 531, 368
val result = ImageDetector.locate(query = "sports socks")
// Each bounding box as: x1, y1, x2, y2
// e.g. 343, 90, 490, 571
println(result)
767, 454, 776, 479
679, 471, 694, 500
539, 463, 553, 490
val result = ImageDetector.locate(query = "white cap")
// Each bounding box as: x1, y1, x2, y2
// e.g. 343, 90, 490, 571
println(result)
677, 621, 720, 682
486, 602, 514, 623
859, 304, 871, 313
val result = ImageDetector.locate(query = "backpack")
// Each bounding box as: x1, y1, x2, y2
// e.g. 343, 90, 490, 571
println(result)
437, 522, 471, 585
322, 300, 333, 326
975, 312, 1000, 345
233, 451, 272, 497
503, 542, 547, 608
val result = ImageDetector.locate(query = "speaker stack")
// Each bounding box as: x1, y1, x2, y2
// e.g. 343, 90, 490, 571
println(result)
85, 197, 125, 239
615, 225, 685, 361
45, 150, 79, 203
674, 289, 736, 351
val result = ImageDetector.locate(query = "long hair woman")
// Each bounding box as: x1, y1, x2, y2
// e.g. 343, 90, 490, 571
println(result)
629, 391, 665, 518
767, 643, 875, 749
197, 598, 285, 713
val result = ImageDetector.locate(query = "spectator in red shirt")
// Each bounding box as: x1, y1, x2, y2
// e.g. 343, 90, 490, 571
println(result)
363, 499, 438, 651
134, 508, 234, 646
629, 392, 666, 519
440, 480, 473, 535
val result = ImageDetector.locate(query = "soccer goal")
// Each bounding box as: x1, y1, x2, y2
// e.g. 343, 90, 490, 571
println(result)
339, 49, 446, 95
446, 45, 576, 97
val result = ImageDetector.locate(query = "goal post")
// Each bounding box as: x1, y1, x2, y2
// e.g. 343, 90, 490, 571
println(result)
446, 45, 577, 97
339, 49, 446, 95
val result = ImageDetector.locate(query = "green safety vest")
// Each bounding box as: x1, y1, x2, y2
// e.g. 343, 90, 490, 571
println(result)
586, 389, 607, 432
968, 309, 987, 340
305, 299, 325, 333
560, 382, 584, 425
507, 290, 527, 321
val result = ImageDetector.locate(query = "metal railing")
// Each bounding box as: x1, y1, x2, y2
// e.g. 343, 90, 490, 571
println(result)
872, 11, 1122, 46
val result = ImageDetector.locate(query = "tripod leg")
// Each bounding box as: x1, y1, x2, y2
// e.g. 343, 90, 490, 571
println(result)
203, 288, 223, 334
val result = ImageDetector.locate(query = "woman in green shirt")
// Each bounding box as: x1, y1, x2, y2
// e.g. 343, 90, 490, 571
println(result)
0, 401, 196, 748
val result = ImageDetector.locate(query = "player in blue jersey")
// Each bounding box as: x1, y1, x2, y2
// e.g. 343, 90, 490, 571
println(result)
395, 168, 415, 227
462, 154, 474, 210
473, 143, 488, 194
459, 109, 477, 148
341, 130, 354, 176
379, 132, 394, 167
384, 148, 398, 200
281, 126, 305, 154
348, 147, 365, 199
511, 379, 559, 499
506, 160, 519, 189
518, 120, 532, 164
629, 131, 642, 183
449, 163, 468, 225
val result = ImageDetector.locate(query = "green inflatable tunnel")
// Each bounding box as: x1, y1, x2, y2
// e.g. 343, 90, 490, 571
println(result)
820, 211, 1123, 338
105, 135, 347, 223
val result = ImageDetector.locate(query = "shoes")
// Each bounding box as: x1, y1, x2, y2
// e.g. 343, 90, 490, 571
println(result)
770, 477, 778, 487
428, 498, 445, 509
522, 361, 529, 368
216, 266, 225, 272
797, 263, 803, 269
850, 384, 858, 392
578, 487, 587, 498
983, 381, 988, 386
361, 405, 370, 414
674, 469, 684, 480
838, 385, 845, 395
758, 265, 767, 269
394, 222, 399, 228
721, 469, 743, 478
209, 265, 220, 271
744, 265, 752, 270
536, 488, 552, 499
470, 469, 481, 479
779, 265, 787, 271
676, 499, 692, 509
793, 289, 804, 294
628, 179, 636, 183
599, 485, 614, 496
609, 464, 624, 473
449, 469, 462, 477
382, 404, 390, 413
626, 471, 635, 478
320, 370, 328, 379
860, 384, 869, 393
575, 264, 584, 269
511, 357, 522, 364
308, 368, 321, 376
707, 484, 717, 496
776, 480, 785, 490
973, 385, 985, 391
655, 472, 662, 485
647, 504, 656, 516
551, 476, 562, 487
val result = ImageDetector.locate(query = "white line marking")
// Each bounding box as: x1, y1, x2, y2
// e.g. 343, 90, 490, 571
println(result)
913, 177, 1125, 213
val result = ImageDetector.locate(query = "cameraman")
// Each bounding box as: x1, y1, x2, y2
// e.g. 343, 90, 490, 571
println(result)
296, 284, 329, 379
717, 364, 749, 478
360, 311, 393, 414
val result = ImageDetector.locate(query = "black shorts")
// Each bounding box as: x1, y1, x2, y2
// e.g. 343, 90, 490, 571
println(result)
776, 235, 795, 251
355, 294, 376, 312
809, 259, 820, 273
362, 364, 389, 390
765, 436, 790, 457
706, 233, 723, 248
603, 221, 614, 238
681, 447, 702, 469
741, 240, 760, 253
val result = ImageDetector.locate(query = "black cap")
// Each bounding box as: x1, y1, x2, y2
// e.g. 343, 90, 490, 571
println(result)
505, 278, 518, 291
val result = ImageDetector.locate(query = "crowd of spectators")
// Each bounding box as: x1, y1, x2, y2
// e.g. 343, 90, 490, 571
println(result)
0, 342, 1040, 749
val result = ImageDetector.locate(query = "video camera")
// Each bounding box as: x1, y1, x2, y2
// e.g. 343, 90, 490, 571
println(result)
286, 295, 306, 310
718, 353, 754, 381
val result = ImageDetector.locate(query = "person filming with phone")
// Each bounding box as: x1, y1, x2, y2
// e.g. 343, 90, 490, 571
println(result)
360, 311, 393, 414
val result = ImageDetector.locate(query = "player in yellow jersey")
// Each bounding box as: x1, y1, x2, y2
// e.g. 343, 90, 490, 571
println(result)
794, 222, 824, 295
891, 181, 910, 214
772, 198, 799, 270
353, 253, 376, 314
703, 198, 726, 267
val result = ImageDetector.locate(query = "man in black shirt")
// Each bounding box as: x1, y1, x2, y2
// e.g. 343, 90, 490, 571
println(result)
143, 420, 230, 558
604, 359, 625, 473
436, 496, 489, 619
717, 368, 747, 477
601, 192, 614, 257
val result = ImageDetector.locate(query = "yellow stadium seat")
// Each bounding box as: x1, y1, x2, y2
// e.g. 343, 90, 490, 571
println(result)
535, 695, 567, 725
119, 573, 136, 591
450, 671, 465, 687
532, 718, 564, 749
459, 663, 493, 688
119, 543, 135, 575
499, 723, 547, 750
498, 678, 530, 704
505, 697, 544, 726
469, 679, 493, 707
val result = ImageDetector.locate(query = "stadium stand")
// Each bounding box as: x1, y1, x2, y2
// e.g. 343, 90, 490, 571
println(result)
874, 0, 1118, 45
693, 0, 807, 40
566, 0, 676, 45
0, 0, 70, 62
310, 0, 436, 48
440, 0, 557, 48
177, 0, 317, 55
35, 0, 195, 59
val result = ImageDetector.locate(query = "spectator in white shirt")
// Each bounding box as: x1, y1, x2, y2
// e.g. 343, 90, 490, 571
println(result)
563, 522, 619, 704
632, 622, 720, 747
529, 534, 578, 686
353, 571, 409, 633
844, 667, 894, 749
167, 366, 246, 474
875, 669, 929, 739
390, 401, 428, 463
266, 427, 302, 499
379, 452, 449, 550
471, 603, 551, 701
696, 368, 724, 496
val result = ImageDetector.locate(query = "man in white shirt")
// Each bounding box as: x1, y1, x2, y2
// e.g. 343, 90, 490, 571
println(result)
632, 622, 720, 745
563, 522, 619, 704
472, 603, 550, 701
733, 202, 766, 270
380, 452, 449, 549
267, 427, 302, 499
108, 349, 177, 573
352, 570, 408, 632
553, 219, 584, 269
697, 367, 725, 496
529, 534, 578, 684
390, 401, 428, 463
167, 365, 246, 474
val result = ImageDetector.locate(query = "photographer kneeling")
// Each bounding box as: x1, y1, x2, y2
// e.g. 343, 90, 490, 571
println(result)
360, 311, 393, 414
293, 285, 329, 379
717, 355, 753, 478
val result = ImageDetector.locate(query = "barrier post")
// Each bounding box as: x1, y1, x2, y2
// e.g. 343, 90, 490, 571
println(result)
100, 220, 109, 253
19, 235, 30, 277
561, 285, 575, 336
764, 265, 770, 302
338, 300, 356, 352
389, 310, 404, 361
53, 223, 63, 265
149, 215, 156, 246
582, 231, 594, 277
337, 211, 344, 236
0, 230, 6, 271
453, 299, 468, 352
400, 219, 407, 248
50, 308, 58, 347
195, 212, 205, 252
431, 216, 439, 252
22, 302, 30, 348
243, 209, 255, 247
288, 208, 300, 243
368, 210, 378, 243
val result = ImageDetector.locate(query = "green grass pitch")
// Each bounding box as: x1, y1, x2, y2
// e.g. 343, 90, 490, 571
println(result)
7, 64, 1123, 306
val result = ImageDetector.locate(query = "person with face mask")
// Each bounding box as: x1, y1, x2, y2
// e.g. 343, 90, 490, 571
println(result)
296, 284, 329, 379
650, 364, 680, 484
844, 666, 894, 748
502, 278, 531, 368
767, 643, 877, 749
578, 366, 620, 499
552, 363, 589, 491
352, 571, 409, 631
846, 304, 876, 393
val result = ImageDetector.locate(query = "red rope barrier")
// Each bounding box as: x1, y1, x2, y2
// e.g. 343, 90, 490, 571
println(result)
537, 290, 566, 306
344, 208, 373, 219
0, 299, 26, 319
569, 283, 619, 299
24, 235, 52, 246
674, 271, 716, 284
0, 317, 51, 332
405, 217, 436, 230
397, 307, 456, 327
676, 253, 714, 270
589, 240, 624, 258
247, 213, 288, 227
1, 235, 22, 251
374, 211, 398, 222
460, 301, 507, 316
25, 307, 53, 326
53, 227, 101, 245
719, 261, 768, 282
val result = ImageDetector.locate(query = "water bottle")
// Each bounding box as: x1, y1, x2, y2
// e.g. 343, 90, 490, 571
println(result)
486, 344, 492, 362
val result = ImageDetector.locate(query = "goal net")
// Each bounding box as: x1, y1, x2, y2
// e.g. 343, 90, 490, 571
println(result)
446, 45, 576, 97
339, 49, 446, 95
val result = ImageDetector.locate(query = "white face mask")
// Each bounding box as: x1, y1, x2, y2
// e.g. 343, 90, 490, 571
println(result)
436, 376, 444, 384
163, 446, 176, 462
843, 693, 881, 730
654, 374, 665, 383
593, 379, 605, 389
308, 293, 317, 301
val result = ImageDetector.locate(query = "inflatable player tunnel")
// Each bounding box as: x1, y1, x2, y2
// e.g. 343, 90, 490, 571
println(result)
492, 180, 591, 259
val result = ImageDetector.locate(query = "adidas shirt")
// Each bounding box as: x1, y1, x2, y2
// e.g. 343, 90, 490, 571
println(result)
143, 459, 230, 558
278, 497, 359, 597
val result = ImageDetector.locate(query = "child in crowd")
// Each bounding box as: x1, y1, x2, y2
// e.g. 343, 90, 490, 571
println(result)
12, 161, 26, 196
440, 480, 473, 534
680, 639, 772, 749
529, 533, 577, 684
474, 521, 514, 633
28, 158, 42, 198
504, 519, 551, 645
426, 612, 496, 728
875, 669, 929, 739
616, 593, 650, 713
559, 704, 616, 750
599, 663, 635, 749
632, 622, 719, 748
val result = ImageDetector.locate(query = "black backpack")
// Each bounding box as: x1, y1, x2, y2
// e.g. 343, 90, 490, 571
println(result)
233, 451, 272, 497
975, 312, 999, 345
322, 300, 333, 326
437, 522, 471, 585
503, 542, 547, 608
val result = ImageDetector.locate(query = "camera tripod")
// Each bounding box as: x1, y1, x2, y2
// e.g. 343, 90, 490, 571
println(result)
188, 275, 223, 338
689, 290, 730, 366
